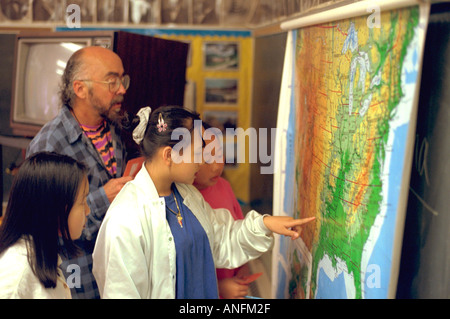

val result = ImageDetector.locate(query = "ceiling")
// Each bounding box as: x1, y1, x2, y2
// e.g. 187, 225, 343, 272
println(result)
0, 0, 354, 29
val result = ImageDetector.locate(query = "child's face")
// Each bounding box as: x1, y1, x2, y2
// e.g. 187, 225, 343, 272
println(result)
67, 176, 90, 240
170, 126, 204, 185
193, 135, 224, 190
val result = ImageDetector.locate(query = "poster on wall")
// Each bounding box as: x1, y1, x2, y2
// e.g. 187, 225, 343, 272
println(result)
203, 41, 239, 70
32, 0, 65, 22
192, 0, 220, 25
97, 0, 128, 23
161, 0, 190, 24
204, 78, 238, 105
272, 3, 430, 299
0, 0, 32, 22
203, 110, 238, 132
129, 0, 160, 24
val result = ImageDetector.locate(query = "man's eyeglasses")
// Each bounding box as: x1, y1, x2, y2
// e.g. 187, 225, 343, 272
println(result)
78, 74, 130, 93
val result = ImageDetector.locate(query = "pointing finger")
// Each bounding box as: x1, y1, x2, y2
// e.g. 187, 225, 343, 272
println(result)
289, 216, 316, 227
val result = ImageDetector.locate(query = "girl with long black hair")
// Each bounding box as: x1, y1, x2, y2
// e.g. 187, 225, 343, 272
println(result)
0, 152, 90, 298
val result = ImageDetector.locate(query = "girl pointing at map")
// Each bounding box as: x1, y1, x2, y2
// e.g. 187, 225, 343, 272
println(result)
92, 106, 315, 298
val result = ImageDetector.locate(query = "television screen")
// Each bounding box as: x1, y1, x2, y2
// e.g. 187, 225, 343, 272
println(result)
12, 39, 89, 132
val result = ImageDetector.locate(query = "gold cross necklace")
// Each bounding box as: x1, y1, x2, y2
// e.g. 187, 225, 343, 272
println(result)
166, 192, 183, 228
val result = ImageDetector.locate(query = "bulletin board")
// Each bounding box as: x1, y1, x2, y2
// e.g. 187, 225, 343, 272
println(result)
158, 30, 254, 203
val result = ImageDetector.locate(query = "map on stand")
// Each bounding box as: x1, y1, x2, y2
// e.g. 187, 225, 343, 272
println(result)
272, 4, 429, 299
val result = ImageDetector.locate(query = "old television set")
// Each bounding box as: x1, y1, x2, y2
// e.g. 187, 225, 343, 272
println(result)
10, 31, 116, 136
10, 30, 189, 139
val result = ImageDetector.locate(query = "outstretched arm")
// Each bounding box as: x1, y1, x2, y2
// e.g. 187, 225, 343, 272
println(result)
263, 216, 316, 240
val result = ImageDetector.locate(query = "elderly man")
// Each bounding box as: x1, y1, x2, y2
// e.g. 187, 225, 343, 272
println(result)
26, 46, 133, 299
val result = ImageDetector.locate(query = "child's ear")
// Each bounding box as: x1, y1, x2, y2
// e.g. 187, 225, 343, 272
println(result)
162, 146, 172, 165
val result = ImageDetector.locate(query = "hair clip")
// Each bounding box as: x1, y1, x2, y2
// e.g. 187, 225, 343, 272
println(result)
157, 113, 167, 132
132, 106, 151, 145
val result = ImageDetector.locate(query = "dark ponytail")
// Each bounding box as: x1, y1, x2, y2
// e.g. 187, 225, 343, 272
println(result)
119, 111, 141, 132
140, 106, 202, 160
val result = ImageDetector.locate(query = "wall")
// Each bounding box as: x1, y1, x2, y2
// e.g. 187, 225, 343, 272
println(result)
250, 32, 287, 213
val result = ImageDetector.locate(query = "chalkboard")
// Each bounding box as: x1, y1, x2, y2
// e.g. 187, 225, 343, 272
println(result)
397, 2, 450, 299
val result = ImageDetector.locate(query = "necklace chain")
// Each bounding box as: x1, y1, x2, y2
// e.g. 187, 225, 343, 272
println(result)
166, 192, 183, 228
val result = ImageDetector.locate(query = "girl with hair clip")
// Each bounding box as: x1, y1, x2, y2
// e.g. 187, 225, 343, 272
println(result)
92, 106, 315, 299
0, 152, 90, 299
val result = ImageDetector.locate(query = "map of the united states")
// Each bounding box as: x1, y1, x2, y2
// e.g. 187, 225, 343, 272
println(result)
274, 5, 426, 299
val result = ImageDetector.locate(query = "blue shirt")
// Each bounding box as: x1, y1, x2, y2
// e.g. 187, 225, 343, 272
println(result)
164, 185, 218, 299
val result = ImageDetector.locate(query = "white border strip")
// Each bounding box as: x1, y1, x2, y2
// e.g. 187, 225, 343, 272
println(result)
280, 0, 422, 30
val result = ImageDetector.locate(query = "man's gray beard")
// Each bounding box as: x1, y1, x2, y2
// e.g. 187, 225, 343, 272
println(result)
102, 109, 125, 128
89, 89, 125, 127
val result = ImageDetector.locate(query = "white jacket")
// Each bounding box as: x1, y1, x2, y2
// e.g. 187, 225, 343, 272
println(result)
0, 238, 71, 299
92, 165, 273, 299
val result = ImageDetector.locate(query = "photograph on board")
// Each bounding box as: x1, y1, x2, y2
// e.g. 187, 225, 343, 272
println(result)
204, 78, 238, 105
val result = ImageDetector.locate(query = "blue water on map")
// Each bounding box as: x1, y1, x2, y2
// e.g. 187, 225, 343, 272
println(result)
316, 268, 348, 299
405, 48, 419, 84
363, 123, 408, 298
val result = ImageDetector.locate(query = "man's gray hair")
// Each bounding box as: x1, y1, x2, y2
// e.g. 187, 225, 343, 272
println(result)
59, 49, 90, 108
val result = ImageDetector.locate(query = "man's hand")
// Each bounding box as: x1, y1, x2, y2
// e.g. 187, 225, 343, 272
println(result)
103, 176, 133, 203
